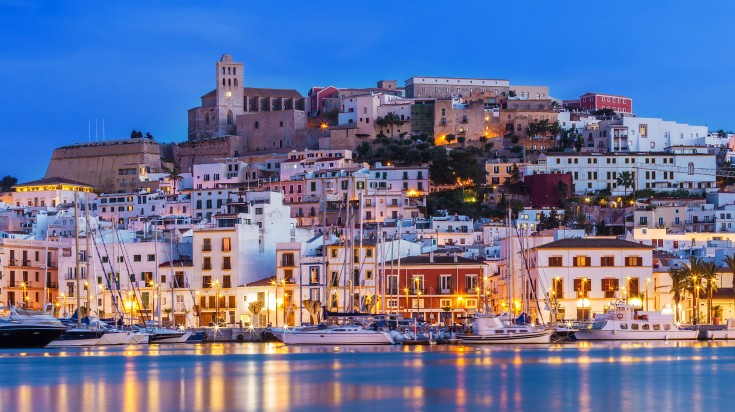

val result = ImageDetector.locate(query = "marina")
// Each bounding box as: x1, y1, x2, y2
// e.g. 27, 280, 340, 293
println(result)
1, 341, 734, 411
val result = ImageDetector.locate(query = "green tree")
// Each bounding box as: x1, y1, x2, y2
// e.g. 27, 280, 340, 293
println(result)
0, 175, 18, 192
445, 134, 456, 145
356, 142, 373, 159
457, 135, 466, 146
145, 132, 154, 140
508, 90, 517, 97
668, 268, 688, 323
383, 112, 401, 138
375, 116, 387, 137
166, 168, 183, 195
700, 260, 718, 324
616, 171, 635, 197
130, 129, 143, 139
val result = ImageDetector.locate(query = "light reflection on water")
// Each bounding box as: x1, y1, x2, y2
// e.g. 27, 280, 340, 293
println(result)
1, 341, 734, 411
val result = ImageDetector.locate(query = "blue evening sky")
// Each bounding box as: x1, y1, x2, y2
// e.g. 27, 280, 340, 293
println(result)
1, 0, 733, 181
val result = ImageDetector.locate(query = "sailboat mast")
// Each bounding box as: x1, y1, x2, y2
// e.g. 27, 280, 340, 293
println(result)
170, 229, 176, 327
508, 207, 514, 324
85, 194, 91, 319
74, 190, 82, 327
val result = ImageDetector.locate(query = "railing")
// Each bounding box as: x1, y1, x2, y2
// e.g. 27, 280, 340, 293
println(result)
202, 264, 212, 270
440, 287, 453, 295
222, 263, 231, 270
202, 245, 212, 252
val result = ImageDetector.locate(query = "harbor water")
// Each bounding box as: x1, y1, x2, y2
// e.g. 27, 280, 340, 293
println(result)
1, 341, 734, 411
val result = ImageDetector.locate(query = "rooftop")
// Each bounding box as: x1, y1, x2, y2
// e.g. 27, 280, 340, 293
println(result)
385, 255, 485, 265
535, 238, 652, 250
14, 176, 93, 188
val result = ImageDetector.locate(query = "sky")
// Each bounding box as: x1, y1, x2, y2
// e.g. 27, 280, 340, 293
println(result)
1, 0, 733, 182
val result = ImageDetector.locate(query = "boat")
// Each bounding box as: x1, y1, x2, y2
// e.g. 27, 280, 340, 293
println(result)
706, 319, 735, 340
148, 328, 192, 344
575, 302, 699, 341
47, 329, 105, 347
281, 325, 394, 345
457, 314, 553, 344
0, 320, 66, 348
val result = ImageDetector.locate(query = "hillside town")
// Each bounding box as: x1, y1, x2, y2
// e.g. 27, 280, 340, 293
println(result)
3, 53, 735, 332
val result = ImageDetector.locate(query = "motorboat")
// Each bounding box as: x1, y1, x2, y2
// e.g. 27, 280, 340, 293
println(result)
0, 320, 66, 348
281, 325, 394, 345
575, 302, 698, 341
148, 328, 192, 344
47, 329, 105, 347
706, 319, 735, 340
457, 314, 553, 344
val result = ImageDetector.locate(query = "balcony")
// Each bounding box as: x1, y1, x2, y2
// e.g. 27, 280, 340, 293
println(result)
202, 264, 212, 271
222, 263, 232, 270
440, 287, 454, 295
202, 245, 212, 252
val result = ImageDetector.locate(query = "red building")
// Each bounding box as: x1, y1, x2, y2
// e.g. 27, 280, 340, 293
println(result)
381, 255, 491, 325
579, 92, 632, 114
525, 173, 573, 208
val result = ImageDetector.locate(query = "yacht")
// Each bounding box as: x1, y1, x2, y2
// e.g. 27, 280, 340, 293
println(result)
575, 302, 698, 341
6, 307, 104, 347
148, 328, 192, 344
706, 319, 735, 340
457, 314, 553, 344
0, 320, 66, 348
281, 325, 394, 345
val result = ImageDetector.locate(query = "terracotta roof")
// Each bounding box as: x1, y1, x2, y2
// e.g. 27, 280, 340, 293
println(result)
243, 87, 303, 99
14, 177, 92, 188
535, 238, 652, 250
385, 255, 486, 265
245, 275, 276, 287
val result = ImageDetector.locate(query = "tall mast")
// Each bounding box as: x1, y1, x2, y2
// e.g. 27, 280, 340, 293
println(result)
154, 222, 161, 326
85, 194, 91, 319
74, 190, 81, 327
508, 207, 514, 324
170, 228, 176, 327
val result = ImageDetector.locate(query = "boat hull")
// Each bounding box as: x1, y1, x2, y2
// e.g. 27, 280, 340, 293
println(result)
706, 330, 735, 340
281, 331, 394, 345
97, 331, 141, 345
47, 330, 105, 347
0, 325, 66, 348
575, 329, 699, 341
149, 331, 192, 344
458, 329, 553, 344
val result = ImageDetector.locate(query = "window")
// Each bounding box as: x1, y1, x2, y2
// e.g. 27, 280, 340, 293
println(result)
548, 256, 562, 267
222, 256, 231, 270
625, 256, 643, 267
601, 256, 615, 267
203, 257, 211, 270
551, 278, 563, 299
573, 278, 591, 297
572, 256, 591, 267
439, 275, 453, 293
147, 254, 155, 262
222, 238, 231, 252
601, 278, 619, 298
465, 275, 478, 291
202, 238, 212, 252
133, 255, 141, 262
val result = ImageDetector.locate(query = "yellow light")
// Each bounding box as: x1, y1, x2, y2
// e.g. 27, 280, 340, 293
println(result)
629, 297, 642, 307
457, 296, 463, 302
320, 122, 328, 130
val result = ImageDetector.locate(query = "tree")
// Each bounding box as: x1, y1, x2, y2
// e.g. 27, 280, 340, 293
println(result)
302, 299, 322, 324
616, 171, 635, 197
668, 268, 688, 323
383, 112, 402, 138
130, 130, 143, 139
248, 301, 264, 326
0, 175, 18, 192
723, 255, 735, 317
592, 108, 616, 117
700, 260, 718, 324
548, 121, 562, 145
445, 134, 456, 145
356, 142, 373, 159
375, 116, 387, 136
508, 90, 517, 97
166, 168, 184, 195
457, 135, 466, 146
145, 132, 154, 140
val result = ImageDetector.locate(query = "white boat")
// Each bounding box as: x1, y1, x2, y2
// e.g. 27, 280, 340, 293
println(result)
281, 325, 394, 345
706, 319, 735, 340
457, 314, 553, 344
148, 328, 192, 344
47, 329, 105, 347
575, 302, 698, 341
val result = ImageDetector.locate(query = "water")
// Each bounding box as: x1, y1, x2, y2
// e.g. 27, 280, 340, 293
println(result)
1, 341, 734, 412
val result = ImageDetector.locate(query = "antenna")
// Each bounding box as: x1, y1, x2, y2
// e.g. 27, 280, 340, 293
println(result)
88, 120, 91, 142
95, 119, 98, 141
102, 119, 106, 141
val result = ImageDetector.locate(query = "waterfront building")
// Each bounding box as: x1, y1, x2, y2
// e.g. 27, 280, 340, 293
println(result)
405, 76, 510, 99
11, 177, 94, 209
0, 237, 68, 310
579, 92, 633, 114
529, 238, 653, 321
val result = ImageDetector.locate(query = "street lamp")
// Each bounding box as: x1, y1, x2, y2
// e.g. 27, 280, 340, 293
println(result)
404, 287, 410, 318
271, 279, 278, 327
625, 276, 631, 305
645, 278, 651, 311
60, 293, 66, 317
20, 282, 27, 308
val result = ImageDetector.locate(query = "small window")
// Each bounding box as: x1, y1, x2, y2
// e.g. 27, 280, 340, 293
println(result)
620, 324, 628, 330
631, 324, 639, 330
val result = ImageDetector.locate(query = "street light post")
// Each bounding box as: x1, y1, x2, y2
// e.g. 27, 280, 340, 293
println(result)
20, 282, 27, 308
213, 280, 221, 327
404, 287, 410, 319
645, 278, 650, 311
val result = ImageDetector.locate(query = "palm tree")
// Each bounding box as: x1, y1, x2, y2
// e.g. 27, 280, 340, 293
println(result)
166, 168, 184, 195
668, 267, 688, 323
548, 121, 562, 146
616, 171, 635, 198
686, 256, 706, 325
383, 112, 401, 138
700, 260, 718, 324
375, 116, 387, 137
723, 255, 735, 316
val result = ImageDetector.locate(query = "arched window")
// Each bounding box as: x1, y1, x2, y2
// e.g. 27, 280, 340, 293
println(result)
234, 78, 238, 86
233, 68, 237, 75
227, 110, 233, 125
688, 162, 694, 175
228, 79, 231, 86
222, 68, 225, 75
227, 67, 231, 75
205, 113, 210, 125
222, 79, 225, 86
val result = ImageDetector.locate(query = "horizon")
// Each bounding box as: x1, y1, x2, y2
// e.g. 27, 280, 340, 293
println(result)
2, 0, 733, 181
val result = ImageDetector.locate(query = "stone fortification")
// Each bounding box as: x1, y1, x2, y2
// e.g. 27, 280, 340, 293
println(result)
173, 135, 248, 174
44, 139, 163, 193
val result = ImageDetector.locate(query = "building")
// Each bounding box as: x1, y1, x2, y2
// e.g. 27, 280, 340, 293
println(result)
187, 54, 306, 141
529, 238, 653, 321
0, 238, 69, 310
381, 255, 490, 324
526, 149, 717, 195
12, 177, 95, 208
579, 92, 633, 114
405, 77, 509, 99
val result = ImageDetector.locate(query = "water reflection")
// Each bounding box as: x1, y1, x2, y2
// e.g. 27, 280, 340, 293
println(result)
1, 341, 734, 411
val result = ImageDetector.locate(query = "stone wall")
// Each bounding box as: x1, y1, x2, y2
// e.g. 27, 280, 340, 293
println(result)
44, 139, 163, 193
173, 135, 248, 174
